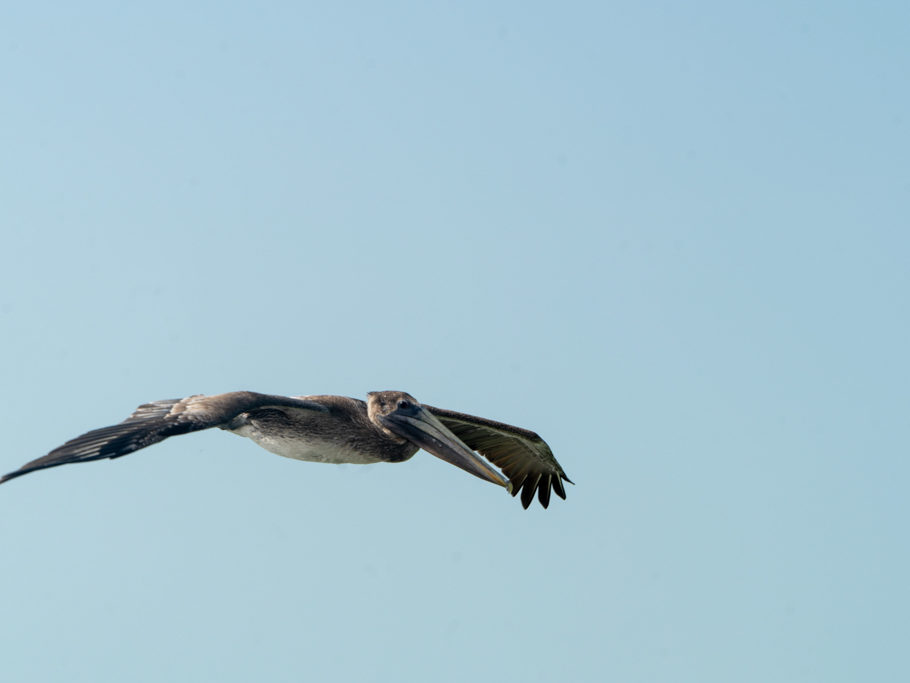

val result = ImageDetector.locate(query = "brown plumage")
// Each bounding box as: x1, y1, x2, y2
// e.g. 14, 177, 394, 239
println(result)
1, 390, 571, 509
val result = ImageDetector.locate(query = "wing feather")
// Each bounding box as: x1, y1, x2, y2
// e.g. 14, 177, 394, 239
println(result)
1, 392, 327, 484
424, 405, 571, 509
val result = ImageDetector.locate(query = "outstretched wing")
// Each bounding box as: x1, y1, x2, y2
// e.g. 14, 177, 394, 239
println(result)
424, 406, 571, 509
0, 391, 328, 484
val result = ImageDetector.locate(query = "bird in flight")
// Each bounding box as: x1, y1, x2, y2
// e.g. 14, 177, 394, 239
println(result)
1, 390, 571, 508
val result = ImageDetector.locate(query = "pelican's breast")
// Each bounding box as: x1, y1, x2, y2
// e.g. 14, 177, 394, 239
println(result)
229, 421, 386, 464
225, 404, 405, 465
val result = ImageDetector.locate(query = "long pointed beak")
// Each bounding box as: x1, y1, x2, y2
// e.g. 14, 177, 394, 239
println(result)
381, 406, 510, 489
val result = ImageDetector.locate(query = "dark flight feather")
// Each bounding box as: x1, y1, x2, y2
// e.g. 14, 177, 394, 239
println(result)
425, 406, 571, 509
0, 393, 326, 484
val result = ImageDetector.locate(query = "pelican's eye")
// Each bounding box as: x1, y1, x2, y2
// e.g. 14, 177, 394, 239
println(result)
397, 399, 412, 411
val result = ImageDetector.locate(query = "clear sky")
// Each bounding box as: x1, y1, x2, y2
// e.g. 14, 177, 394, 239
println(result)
1, 2, 907, 681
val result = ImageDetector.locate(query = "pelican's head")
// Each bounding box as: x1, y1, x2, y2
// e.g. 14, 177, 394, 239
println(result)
367, 391, 509, 488
366, 391, 421, 427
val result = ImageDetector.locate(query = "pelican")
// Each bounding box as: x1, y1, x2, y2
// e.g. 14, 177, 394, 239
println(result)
0, 391, 571, 508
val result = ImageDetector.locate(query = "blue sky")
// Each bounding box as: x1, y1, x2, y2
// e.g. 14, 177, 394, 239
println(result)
1, 2, 908, 681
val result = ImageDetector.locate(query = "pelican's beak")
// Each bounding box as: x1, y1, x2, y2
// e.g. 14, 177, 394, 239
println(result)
381, 405, 510, 489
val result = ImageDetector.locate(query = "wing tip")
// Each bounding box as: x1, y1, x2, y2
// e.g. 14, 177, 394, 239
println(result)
0, 465, 40, 485
510, 470, 573, 509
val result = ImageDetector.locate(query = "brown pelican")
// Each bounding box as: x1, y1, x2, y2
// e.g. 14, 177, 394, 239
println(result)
0, 391, 571, 508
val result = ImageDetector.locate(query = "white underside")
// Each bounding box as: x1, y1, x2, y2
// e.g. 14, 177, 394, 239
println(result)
229, 424, 383, 464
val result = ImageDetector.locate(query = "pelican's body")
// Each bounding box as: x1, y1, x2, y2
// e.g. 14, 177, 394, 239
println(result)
226, 396, 413, 465
1, 391, 571, 508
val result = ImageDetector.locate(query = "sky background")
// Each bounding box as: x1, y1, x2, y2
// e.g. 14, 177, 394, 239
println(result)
1, 2, 908, 681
